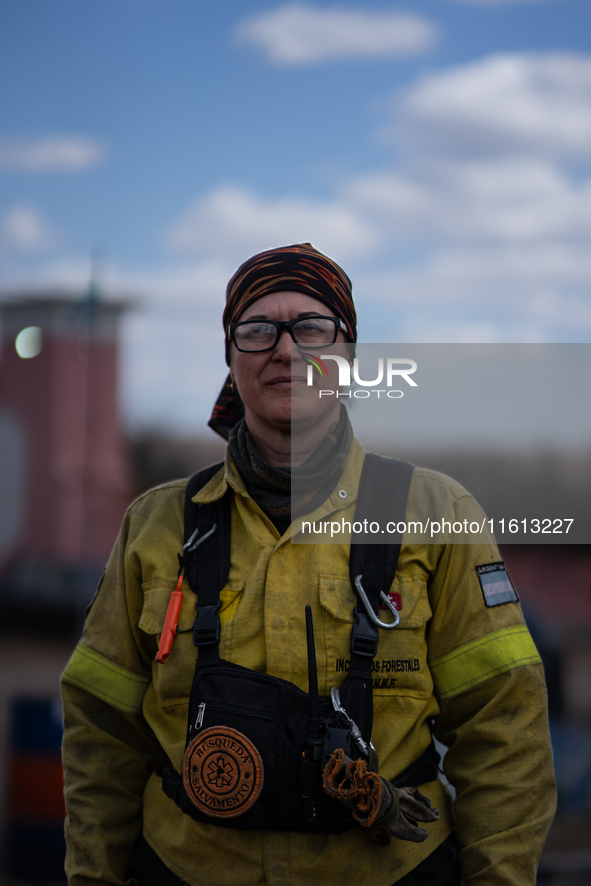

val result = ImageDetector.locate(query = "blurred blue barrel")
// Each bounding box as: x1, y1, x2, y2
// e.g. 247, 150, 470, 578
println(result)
4, 697, 66, 880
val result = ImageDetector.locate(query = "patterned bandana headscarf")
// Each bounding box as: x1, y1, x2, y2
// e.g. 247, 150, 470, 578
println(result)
208, 243, 357, 439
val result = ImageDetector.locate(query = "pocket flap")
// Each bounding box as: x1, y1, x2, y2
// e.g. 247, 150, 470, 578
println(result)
319, 574, 356, 623
394, 573, 431, 628
139, 580, 245, 635
319, 572, 430, 628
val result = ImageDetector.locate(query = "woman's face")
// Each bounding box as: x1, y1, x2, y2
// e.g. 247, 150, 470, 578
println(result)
229, 291, 346, 442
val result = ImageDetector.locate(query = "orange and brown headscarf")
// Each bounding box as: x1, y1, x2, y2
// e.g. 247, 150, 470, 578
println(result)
209, 243, 357, 439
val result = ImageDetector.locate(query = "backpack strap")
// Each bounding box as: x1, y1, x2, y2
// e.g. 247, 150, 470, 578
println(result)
181, 454, 413, 676
348, 455, 414, 678
181, 461, 231, 667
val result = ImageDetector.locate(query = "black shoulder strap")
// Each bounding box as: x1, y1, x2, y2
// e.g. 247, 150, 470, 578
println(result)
348, 454, 414, 674
183, 461, 226, 550
181, 461, 231, 666
181, 454, 413, 673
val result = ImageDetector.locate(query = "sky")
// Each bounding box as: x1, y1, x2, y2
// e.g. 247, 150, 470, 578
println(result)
1, 0, 590, 433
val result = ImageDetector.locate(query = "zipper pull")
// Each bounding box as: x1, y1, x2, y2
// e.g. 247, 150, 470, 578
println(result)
195, 702, 206, 731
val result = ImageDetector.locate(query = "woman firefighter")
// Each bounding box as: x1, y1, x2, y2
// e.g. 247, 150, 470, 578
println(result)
61, 244, 556, 886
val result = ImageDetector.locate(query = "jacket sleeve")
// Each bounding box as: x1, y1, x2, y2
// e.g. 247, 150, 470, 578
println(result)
426, 494, 556, 886
61, 508, 161, 886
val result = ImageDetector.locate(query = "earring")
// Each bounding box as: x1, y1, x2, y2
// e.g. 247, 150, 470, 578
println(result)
230, 377, 236, 391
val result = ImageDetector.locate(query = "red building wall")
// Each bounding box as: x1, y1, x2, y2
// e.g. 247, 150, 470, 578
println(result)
0, 297, 131, 574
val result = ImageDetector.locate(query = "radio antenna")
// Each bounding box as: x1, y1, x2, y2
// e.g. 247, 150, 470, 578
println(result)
305, 606, 323, 750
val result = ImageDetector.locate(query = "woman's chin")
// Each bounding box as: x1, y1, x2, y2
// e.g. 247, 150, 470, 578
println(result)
245, 404, 291, 436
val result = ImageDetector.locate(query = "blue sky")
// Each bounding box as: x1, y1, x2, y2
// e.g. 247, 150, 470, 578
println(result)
1, 0, 590, 432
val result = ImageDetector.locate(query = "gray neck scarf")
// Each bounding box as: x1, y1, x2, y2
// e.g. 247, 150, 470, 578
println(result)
228, 406, 352, 522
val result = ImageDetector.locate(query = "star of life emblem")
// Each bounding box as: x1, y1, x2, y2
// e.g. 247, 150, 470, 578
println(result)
182, 726, 264, 818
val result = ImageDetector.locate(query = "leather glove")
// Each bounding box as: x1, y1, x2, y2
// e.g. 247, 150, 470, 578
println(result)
322, 748, 440, 843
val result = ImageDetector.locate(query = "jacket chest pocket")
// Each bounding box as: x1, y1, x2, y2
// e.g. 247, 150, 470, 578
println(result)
319, 571, 433, 698
139, 579, 245, 707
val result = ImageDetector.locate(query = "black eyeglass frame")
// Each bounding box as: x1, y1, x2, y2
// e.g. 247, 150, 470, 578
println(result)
228, 316, 349, 352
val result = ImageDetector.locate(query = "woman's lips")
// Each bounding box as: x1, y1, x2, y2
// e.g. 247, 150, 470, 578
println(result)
267, 375, 307, 388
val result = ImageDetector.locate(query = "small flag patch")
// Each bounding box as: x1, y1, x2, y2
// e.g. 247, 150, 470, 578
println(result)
379, 592, 402, 611
475, 562, 518, 607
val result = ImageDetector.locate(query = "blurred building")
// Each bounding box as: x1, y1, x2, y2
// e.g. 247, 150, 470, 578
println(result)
0, 294, 131, 630
0, 292, 131, 882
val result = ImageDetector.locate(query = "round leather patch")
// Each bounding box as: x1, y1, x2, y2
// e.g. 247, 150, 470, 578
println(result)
182, 726, 264, 818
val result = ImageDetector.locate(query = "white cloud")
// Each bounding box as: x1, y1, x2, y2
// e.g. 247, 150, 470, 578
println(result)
164, 185, 379, 262
344, 159, 591, 244
0, 255, 230, 312
398, 53, 591, 156
373, 243, 591, 309
4, 51, 591, 433
351, 52, 591, 255
354, 240, 591, 347
235, 3, 437, 65
0, 136, 106, 173
0, 204, 57, 254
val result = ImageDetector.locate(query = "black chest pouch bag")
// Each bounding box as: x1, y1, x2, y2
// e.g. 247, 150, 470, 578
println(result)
158, 455, 437, 833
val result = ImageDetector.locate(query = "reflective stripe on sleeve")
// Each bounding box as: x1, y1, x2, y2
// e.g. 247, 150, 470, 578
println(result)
62, 643, 151, 714
430, 625, 541, 701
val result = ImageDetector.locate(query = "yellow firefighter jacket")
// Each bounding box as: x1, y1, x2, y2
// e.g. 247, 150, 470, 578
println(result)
61, 438, 556, 886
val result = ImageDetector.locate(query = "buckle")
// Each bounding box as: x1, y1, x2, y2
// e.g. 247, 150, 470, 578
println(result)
192, 603, 221, 647
350, 608, 379, 658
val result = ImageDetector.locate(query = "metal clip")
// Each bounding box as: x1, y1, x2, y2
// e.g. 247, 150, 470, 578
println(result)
195, 702, 206, 731
330, 686, 346, 716
184, 522, 218, 554
330, 687, 369, 758
354, 575, 400, 630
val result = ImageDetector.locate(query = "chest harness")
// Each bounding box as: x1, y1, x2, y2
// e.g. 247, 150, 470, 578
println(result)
157, 454, 438, 833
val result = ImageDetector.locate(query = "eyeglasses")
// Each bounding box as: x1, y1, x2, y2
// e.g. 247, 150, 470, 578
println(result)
228, 316, 348, 352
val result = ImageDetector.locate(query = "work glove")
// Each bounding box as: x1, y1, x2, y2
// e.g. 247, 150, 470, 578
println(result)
322, 748, 440, 843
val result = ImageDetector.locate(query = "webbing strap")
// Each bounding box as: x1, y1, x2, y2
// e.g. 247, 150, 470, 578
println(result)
183, 455, 414, 675
348, 455, 414, 677
392, 742, 439, 788
182, 462, 230, 666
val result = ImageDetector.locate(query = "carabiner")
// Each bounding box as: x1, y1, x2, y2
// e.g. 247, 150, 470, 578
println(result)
354, 575, 400, 630
184, 522, 218, 554
330, 687, 369, 758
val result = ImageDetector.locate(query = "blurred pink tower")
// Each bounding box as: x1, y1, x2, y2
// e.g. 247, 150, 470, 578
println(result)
0, 290, 132, 615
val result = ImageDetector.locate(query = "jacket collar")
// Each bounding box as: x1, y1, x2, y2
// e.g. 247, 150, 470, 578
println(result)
191, 436, 366, 524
